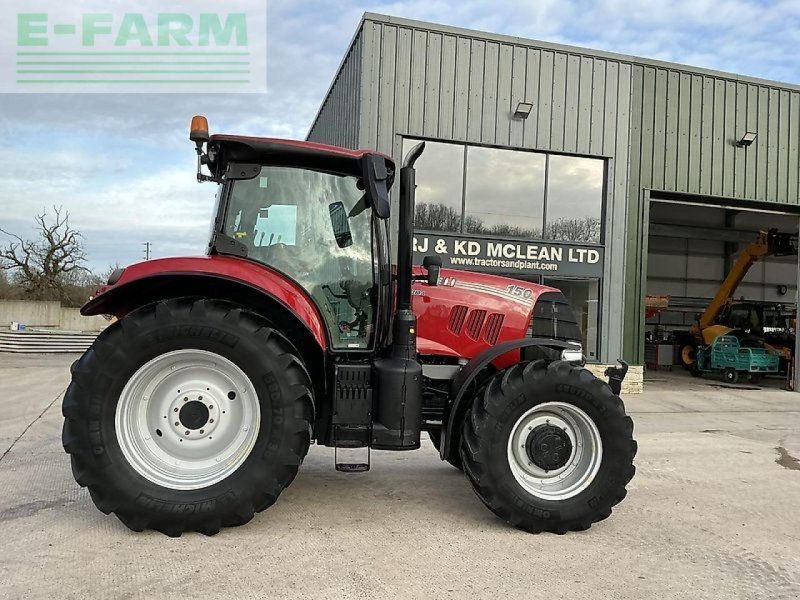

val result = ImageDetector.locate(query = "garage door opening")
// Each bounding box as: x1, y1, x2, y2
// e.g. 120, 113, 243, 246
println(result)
644, 197, 799, 391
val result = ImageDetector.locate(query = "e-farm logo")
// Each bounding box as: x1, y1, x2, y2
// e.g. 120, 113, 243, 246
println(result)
2, 1, 266, 93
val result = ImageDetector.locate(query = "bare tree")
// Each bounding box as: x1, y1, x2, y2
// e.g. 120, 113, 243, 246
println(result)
481, 223, 541, 238
414, 202, 463, 232
0, 207, 88, 302
414, 202, 601, 244
544, 217, 601, 242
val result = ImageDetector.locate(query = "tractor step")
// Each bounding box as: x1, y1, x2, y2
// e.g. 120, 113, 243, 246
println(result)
335, 445, 370, 472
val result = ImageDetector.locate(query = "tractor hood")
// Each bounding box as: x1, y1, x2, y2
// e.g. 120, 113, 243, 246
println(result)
411, 267, 578, 364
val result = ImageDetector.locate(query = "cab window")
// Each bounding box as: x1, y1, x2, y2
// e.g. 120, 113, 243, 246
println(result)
224, 166, 375, 349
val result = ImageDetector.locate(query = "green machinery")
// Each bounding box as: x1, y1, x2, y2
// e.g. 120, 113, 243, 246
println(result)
692, 335, 780, 384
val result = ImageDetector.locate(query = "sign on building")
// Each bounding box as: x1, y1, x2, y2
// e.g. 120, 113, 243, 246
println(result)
413, 233, 604, 278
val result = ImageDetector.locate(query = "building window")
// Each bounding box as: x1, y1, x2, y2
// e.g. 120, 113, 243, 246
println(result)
545, 156, 604, 243
543, 277, 600, 360
405, 138, 605, 244
464, 146, 546, 238
403, 139, 464, 232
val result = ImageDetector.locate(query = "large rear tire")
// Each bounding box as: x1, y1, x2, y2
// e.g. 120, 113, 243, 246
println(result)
459, 360, 636, 533
62, 298, 313, 536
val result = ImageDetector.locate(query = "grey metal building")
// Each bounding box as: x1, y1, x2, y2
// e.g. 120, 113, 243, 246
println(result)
308, 12, 800, 368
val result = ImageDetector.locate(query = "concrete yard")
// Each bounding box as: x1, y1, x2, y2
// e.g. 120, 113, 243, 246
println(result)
1, 354, 799, 600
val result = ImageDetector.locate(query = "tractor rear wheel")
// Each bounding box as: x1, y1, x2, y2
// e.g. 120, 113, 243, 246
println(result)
428, 431, 462, 470
459, 360, 636, 534
62, 298, 313, 536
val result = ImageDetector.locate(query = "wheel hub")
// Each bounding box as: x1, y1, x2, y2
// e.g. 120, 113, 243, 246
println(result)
179, 400, 210, 430
526, 424, 573, 471
167, 390, 222, 440
507, 402, 603, 501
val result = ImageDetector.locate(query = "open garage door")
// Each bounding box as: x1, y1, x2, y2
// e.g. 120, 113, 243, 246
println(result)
645, 196, 799, 391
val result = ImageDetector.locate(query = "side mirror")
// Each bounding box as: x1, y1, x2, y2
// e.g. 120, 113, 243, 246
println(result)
423, 255, 442, 286
329, 201, 353, 248
362, 154, 391, 219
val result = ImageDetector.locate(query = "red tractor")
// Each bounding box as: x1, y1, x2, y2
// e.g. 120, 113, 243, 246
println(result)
62, 117, 636, 536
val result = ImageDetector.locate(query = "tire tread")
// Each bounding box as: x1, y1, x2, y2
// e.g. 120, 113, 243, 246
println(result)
459, 359, 637, 534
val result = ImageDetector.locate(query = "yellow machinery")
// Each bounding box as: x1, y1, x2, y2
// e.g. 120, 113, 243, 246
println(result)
678, 228, 796, 367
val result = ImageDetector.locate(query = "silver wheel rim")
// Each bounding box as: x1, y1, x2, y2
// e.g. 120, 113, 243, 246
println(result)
115, 349, 260, 491
507, 402, 602, 501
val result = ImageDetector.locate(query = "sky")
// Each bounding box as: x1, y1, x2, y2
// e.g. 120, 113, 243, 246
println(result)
1, 0, 799, 271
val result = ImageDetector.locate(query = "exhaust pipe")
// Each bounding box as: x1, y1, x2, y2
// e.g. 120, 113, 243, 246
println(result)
395, 141, 425, 313
372, 142, 425, 451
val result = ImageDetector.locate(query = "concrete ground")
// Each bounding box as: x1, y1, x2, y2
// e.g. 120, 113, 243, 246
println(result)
1, 354, 799, 600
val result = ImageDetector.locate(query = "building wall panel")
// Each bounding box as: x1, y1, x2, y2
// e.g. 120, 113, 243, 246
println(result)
307, 28, 363, 148
509, 46, 527, 148
495, 44, 513, 146
423, 32, 443, 138
438, 35, 457, 139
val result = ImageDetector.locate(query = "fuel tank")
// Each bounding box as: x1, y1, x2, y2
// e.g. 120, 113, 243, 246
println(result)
412, 267, 577, 366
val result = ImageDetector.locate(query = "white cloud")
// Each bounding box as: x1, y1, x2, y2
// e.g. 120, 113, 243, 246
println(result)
0, 145, 214, 268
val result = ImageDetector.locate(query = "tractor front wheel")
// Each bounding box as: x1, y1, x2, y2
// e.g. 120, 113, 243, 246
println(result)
428, 431, 462, 470
62, 298, 313, 536
459, 360, 636, 533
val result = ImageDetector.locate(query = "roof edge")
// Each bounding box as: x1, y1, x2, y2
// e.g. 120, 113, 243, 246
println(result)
305, 14, 369, 141
361, 12, 800, 93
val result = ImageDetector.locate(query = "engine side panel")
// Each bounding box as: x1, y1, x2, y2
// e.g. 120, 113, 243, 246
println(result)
413, 267, 557, 368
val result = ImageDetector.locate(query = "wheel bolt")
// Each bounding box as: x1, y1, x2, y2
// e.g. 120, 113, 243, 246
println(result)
199, 396, 203, 401
173, 407, 178, 412
199, 429, 204, 434
174, 421, 180, 426
209, 419, 214, 423
185, 430, 190, 435
183, 397, 188, 402
208, 405, 213, 410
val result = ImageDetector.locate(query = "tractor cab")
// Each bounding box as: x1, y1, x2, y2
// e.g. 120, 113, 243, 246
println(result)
215, 156, 379, 350
190, 116, 399, 352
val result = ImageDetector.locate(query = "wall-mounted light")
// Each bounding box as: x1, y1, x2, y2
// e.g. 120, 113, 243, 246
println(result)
513, 101, 534, 120
736, 132, 758, 148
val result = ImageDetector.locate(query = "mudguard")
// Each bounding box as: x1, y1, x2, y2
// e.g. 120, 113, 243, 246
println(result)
439, 337, 581, 461
82, 255, 328, 350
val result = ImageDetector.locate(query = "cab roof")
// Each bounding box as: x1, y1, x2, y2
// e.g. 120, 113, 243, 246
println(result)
208, 134, 395, 182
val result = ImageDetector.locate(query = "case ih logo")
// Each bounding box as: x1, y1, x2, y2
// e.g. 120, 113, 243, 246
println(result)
1, 0, 266, 93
